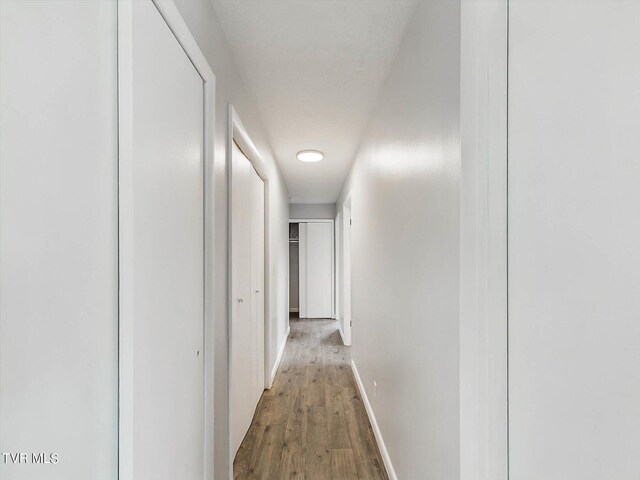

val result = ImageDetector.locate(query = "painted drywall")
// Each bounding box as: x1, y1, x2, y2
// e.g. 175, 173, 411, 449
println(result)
172, 2, 290, 477
508, 2, 640, 478
336, 2, 461, 477
0, 1, 118, 478
459, 1, 508, 479
289, 203, 336, 219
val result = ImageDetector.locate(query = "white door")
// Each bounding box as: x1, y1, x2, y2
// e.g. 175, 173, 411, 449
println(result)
231, 143, 265, 456
305, 222, 334, 318
125, 2, 204, 478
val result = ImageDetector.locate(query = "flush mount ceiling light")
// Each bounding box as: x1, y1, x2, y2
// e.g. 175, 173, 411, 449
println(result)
296, 150, 324, 163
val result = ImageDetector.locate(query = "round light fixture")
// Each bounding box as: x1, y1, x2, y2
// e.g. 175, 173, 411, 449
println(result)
296, 150, 324, 163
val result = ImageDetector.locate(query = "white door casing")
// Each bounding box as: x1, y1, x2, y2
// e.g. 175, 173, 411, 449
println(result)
342, 197, 353, 345
118, 1, 215, 479
335, 212, 342, 322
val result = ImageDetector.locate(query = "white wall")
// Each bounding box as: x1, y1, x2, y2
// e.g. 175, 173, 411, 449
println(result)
172, 2, 290, 478
0, 1, 118, 478
289, 203, 336, 219
337, 2, 461, 477
508, 2, 640, 478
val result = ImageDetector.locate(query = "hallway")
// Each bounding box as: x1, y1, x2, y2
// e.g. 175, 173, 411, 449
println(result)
3, 1, 640, 479
234, 318, 388, 480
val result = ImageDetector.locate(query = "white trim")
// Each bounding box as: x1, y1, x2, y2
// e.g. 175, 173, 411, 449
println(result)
227, 105, 271, 479
117, 1, 216, 479
334, 211, 342, 323
117, 4, 134, 477
269, 325, 291, 388
351, 360, 396, 480
459, 1, 509, 478
289, 308, 299, 313
230, 106, 268, 181
289, 218, 333, 223
341, 194, 352, 346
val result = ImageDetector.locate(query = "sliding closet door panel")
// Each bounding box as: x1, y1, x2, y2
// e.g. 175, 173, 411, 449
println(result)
306, 222, 333, 318
250, 167, 265, 402
230, 143, 254, 455
128, 2, 204, 478
0, 2, 118, 479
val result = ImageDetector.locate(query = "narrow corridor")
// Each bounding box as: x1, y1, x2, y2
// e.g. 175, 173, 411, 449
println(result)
233, 317, 388, 479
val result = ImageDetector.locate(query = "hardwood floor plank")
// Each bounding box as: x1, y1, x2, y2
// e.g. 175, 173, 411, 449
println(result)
233, 419, 262, 479
306, 405, 330, 453
331, 449, 359, 480
254, 393, 293, 426
304, 449, 332, 480
247, 423, 285, 479
284, 391, 307, 453
279, 447, 305, 480
342, 387, 389, 480
325, 385, 352, 449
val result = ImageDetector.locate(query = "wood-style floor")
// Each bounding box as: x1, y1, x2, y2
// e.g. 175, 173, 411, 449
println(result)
233, 317, 388, 480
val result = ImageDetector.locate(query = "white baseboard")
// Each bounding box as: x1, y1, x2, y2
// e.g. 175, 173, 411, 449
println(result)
289, 308, 299, 313
269, 325, 290, 388
351, 360, 397, 480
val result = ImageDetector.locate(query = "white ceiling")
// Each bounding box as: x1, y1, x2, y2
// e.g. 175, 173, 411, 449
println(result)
212, 0, 417, 203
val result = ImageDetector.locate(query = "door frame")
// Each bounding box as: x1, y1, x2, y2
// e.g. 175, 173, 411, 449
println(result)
290, 218, 335, 320
117, 1, 216, 479
334, 212, 342, 322
227, 105, 270, 477
459, 0, 508, 478
341, 194, 352, 346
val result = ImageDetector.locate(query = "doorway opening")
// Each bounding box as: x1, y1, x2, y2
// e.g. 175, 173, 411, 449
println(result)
290, 219, 335, 320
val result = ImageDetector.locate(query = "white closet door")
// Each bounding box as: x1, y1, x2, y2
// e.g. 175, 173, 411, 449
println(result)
305, 222, 334, 318
231, 143, 265, 456
231, 142, 253, 455
250, 167, 265, 402
124, 2, 204, 478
